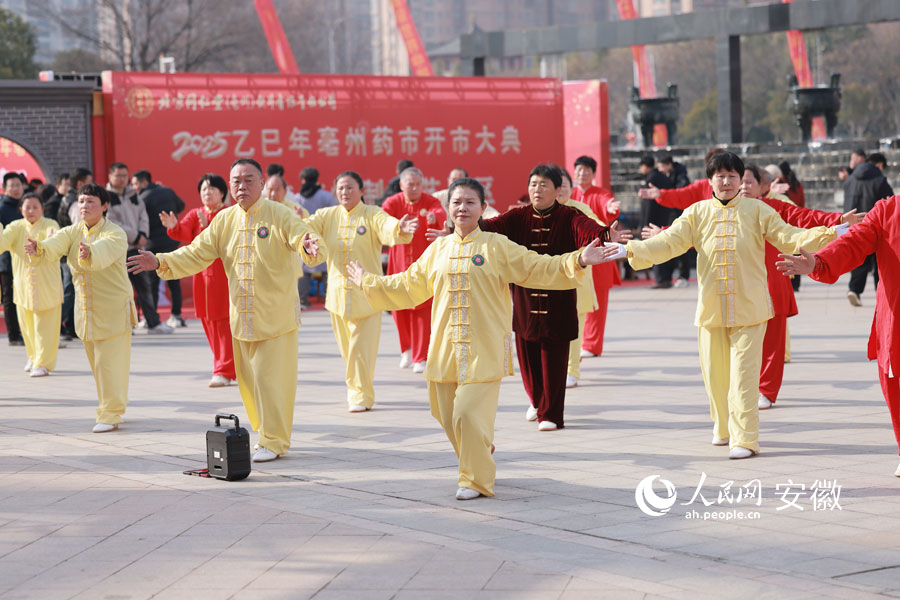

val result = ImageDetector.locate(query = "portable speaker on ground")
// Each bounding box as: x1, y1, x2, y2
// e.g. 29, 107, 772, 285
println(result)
206, 413, 251, 481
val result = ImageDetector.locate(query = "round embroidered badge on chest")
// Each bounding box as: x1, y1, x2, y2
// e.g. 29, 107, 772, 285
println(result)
419, 208, 427, 217
472, 254, 485, 266
356, 225, 367, 235
257, 226, 270, 239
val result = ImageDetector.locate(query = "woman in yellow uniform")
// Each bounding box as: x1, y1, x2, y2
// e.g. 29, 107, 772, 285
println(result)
304, 171, 417, 412
0, 192, 61, 377
347, 178, 621, 500
624, 152, 838, 459
25, 184, 136, 432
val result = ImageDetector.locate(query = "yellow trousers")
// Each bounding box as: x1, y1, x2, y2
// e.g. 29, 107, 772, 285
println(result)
567, 313, 587, 378
233, 330, 298, 455
17, 305, 61, 371
330, 312, 381, 408
83, 330, 131, 425
428, 379, 501, 496
784, 323, 791, 363
697, 323, 766, 453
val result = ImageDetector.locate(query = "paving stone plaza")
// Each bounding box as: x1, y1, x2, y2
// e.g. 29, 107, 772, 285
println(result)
2, 276, 899, 599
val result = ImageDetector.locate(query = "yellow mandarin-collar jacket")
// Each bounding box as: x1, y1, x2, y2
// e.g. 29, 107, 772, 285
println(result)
0, 217, 62, 311
360, 227, 584, 384
626, 195, 837, 328
35, 218, 136, 340
305, 202, 412, 320
560, 197, 602, 314
156, 198, 324, 342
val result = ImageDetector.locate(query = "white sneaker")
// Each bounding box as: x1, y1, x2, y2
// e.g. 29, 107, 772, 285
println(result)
412, 361, 426, 373
895, 462, 900, 477
148, 322, 174, 335
729, 446, 756, 459
348, 404, 368, 413
565, 374, 577, 388
525, 405, 538, 421
674, 278, 689, 288
252, 447, 279, 462
398, 350, 412, 369
136, 318, 148, 330
208, 375, 230, 388
580, 349, 598, 358
711, 435, 729, 446
538, 421, 558, 431
92, 423, 118, 433
29, 366, 49, 377
758, 396, 774, 410
455, 487, 481, 500
848, 291, 862, 307
24, 359, 33, 372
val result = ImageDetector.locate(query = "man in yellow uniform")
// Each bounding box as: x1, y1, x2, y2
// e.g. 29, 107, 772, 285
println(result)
624, 152, 838, 459
304, 170, 416, 412
25, 184, 137, 432
347, 177, 622, 500
0, 193, 62, 377
127, 159, 324, 462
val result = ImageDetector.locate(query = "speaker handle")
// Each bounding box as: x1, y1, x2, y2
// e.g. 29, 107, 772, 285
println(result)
214, 413, 240, 429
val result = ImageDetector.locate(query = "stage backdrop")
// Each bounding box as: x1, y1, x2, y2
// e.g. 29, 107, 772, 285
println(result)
100, 72, 582, 212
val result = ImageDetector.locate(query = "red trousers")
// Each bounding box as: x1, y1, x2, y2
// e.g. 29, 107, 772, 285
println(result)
879, 367, 900, 455
582, 286, 609, 356
201, 317, 236, 380
392, 300, 432, 363
759, 314, 787, 403
516, 334, 570, 427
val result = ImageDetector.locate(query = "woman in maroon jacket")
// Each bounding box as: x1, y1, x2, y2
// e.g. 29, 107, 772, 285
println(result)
160, 174, 235, 387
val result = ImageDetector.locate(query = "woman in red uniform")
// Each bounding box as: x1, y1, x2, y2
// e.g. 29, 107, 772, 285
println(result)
160, 174, 235, 387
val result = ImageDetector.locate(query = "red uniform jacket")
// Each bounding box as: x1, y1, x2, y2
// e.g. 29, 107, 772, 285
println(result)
812, 196, 900, 374
657, 181, 842, 317
167, 206, 230, 321
481, 202, 609, 342
382, 192, 446, 275
574, 185, 621, 289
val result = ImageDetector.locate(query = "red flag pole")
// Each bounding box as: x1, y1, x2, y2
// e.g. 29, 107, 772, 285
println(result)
782, 0, 825, 139
389, 0, 435, 76
253, 0, 301, 75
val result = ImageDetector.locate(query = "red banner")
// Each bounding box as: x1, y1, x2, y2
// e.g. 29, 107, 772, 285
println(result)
616, 0, 666, 146
101, 72, 565, 213
563, 80, 610, 189
253, 0, 300, 75
783, 0, 825, 139
390, 0, 434, 76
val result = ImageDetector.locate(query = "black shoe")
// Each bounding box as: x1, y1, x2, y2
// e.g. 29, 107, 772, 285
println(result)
9, 339, 25, 346
651, 281, 673, 289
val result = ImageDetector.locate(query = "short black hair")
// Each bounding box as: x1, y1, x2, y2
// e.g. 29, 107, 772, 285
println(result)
528, 164, 562, 189
396, 159, 414, 174
639, 155, 655, 168
132, 169, 152, 184
231, 159, 262, 176
197, 173, 228, 197
743, 163, 762, 185
77, 182, 111, 205
335, 170, 363, 190
71, 168, 93, 187
559, 168, 573, 187
3, 172, 21, 187
109, 162, 128, 173
37, 183, 57, 203
266, 163, 284, 177
300, 166, 319, 183
852, 148, 867, 159
574, 155, 597, 172
450, 167, 469, 177
868, 152, 887, 166
18, 191, 43, 209
448, 177, 485, 205
29, 178, 43, 187
706, 151, 745, 178
57, 172, 70, 186
704, 147, 726, 164
658, 155, 674, 166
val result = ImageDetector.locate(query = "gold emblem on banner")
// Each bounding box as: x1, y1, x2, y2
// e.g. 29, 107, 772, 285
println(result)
125, 86, 154, 119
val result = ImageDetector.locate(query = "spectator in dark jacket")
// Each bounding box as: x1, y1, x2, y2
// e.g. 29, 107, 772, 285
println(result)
42, 173, 68, 220
57, 168, 92, 228
638, 156, 680, 288
843, 153, 895, 307
0, 173, 25, 344
658, 155, 694, 286
131, 170, 186, 327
